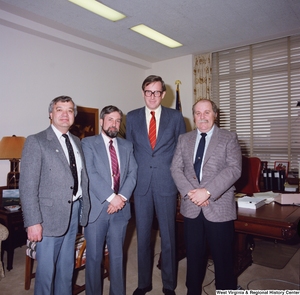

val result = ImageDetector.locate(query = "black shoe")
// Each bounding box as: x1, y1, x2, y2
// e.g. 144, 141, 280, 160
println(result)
163, 288, 176, 295
132, 286, 152, 295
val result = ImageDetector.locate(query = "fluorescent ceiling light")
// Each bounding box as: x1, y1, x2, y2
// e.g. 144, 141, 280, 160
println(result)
131, 24, 183, 48
69, 0, 126, 22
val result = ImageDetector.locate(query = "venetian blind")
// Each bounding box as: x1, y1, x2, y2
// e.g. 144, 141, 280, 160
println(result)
212, 35, 300, 172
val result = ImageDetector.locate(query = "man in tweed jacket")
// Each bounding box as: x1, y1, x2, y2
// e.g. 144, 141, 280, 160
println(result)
170, 99, 242, 294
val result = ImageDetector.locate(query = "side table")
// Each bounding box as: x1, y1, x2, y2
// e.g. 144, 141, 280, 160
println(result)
0, 208, 27, 270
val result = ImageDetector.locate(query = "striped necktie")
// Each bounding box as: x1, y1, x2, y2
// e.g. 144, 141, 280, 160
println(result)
109, 140, 120, 194
149, 111, 156, 149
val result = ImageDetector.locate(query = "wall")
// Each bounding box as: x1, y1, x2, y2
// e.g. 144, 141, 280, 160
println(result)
147, 56, 194, 132
0, 9, 194, 186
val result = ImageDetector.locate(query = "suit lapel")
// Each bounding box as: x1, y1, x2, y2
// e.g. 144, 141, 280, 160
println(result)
117, 138, 127, 185
203, 125, 219, 164
137, 107, 152, 150
94, 135, 115, 184
155, 106, 168, 148
187, 130, 198, 165
46, 126, 70, 167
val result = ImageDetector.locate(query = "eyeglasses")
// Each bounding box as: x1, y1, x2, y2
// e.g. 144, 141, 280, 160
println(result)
144, 90, 163, 97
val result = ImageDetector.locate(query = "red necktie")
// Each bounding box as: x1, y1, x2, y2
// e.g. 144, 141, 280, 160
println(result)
149, 111, 156, 149
109, 140, 120, 194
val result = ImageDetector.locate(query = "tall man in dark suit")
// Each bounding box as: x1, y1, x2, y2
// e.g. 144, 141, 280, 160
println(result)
19, 96, 90, 295
170, 99, 242, 294
82, 105, 137, 295
126, 75, 186, 295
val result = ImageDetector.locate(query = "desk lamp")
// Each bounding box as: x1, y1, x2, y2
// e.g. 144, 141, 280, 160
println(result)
0, 135, 26, 188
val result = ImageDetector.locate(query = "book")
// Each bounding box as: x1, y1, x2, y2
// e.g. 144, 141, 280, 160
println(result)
284, 183, 298, 192
253, 191, 279, 204
237, 196, 266, 209
274, 193, 300, 205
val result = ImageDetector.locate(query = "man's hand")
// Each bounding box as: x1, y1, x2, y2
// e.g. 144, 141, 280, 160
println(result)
188, 188, 210, 207
27, 224, 43, 242
107, 194, 126, 214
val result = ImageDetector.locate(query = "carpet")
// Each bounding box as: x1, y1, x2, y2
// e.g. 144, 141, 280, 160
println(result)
252, 238, 300, 269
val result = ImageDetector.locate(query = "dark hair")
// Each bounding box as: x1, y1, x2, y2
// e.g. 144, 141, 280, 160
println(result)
48, 95, 77, 116
100, 105, 123, 120
142, 75, 166, 92
192, 99, 218, 115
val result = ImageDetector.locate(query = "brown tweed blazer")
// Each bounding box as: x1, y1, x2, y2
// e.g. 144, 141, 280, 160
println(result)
170, 125, 242, 222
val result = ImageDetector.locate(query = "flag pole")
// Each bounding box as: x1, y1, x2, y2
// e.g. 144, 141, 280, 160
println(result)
175, 80, 182, 112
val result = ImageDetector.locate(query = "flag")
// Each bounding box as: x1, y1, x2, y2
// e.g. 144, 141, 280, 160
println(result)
176, 85, 182, 112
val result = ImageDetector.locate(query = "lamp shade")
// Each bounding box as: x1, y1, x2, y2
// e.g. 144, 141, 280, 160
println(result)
0, 135, 26, 159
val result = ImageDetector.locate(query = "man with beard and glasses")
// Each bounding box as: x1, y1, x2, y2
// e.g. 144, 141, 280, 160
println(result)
82, 105, 138, 295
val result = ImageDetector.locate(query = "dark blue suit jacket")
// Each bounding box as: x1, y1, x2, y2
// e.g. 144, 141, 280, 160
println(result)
126, 106, 186, 196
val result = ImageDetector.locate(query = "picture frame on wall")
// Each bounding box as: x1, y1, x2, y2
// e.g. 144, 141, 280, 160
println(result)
70, 106, 99, 139
274, 161, 289, 177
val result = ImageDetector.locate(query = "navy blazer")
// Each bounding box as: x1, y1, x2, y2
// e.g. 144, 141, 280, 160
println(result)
126, 106, 186, 196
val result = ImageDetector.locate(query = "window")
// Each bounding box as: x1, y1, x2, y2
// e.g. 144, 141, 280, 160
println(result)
212, 35, 300, 173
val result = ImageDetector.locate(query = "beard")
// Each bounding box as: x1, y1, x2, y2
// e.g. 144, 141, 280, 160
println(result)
103, 127, 119, 138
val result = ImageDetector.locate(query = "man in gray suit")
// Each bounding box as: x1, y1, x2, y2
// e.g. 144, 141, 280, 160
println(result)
171, 99, 242, 294
126, 75, 186, 295
19, 95, 90, 295
82, 105, 137, 295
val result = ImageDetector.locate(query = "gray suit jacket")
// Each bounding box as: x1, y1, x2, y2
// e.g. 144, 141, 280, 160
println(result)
19, 126, 90, 236
126, 106, 186, 196
170, 125, 242, 222
81, 134, 137, 223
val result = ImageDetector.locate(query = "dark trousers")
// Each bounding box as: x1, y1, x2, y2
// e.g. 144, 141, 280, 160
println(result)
184, 211, 236, 295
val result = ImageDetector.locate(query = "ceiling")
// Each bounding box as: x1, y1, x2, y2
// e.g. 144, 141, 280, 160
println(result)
1, 0, 300, 63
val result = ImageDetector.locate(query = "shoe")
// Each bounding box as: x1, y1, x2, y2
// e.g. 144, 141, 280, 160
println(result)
162, 288, 176, 295
132, 285, 152, 295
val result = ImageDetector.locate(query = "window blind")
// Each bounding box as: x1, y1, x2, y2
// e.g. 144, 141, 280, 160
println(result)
212, 35, 300, 172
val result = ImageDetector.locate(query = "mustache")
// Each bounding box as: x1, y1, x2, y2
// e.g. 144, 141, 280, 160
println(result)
197, 119, 208, 123
103, 127, 119, 138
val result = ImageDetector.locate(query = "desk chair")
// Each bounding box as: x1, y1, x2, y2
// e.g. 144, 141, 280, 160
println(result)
235, 156, 261, 195
25, 233, 109, 294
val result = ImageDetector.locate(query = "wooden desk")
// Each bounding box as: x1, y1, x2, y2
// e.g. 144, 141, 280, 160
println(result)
0, 208, 27, 270
235, 202, 300, 240
174, 202, 300, 276
234, 202, 300, 275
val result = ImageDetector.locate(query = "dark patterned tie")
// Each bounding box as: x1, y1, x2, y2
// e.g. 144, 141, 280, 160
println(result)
109, 140, 120, 194
194, 133, 207, 183
149, 111, 156, 149
62, 134, 78, 196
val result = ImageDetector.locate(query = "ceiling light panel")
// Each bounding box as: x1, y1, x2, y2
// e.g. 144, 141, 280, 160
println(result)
131, 24, 183, 48
69, 0, 126, 22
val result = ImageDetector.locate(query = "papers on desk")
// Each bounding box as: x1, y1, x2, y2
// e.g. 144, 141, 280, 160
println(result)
236, 196, 267, 209
253, 191, 280, 204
